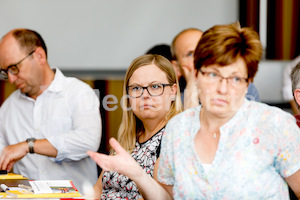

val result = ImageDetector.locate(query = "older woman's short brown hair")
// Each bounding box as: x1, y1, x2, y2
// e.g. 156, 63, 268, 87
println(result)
194, 22, 262, 80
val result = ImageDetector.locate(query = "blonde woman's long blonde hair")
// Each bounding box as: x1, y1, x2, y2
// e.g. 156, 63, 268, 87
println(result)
118, 54, 182, 152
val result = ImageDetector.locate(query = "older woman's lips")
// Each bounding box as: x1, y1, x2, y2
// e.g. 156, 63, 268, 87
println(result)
213, 98, 228, 105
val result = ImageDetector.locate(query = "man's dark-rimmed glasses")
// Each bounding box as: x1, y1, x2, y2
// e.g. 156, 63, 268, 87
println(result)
0, 50, 35, 79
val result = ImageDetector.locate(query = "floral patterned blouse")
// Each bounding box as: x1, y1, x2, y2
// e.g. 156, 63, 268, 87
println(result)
158, 100, 300, 200
101, 128, 164, 200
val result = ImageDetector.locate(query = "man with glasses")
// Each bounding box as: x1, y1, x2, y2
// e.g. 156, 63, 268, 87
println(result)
0, 28, 102, 193
170, 28, 203, 110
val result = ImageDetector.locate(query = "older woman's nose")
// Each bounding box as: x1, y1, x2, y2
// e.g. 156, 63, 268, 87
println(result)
217, 78, 229, 94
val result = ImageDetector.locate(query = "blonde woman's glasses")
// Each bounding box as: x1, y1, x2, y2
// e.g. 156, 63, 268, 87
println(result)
127, 83, 173, 98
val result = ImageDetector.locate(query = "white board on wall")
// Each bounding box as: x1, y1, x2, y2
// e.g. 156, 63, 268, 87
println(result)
0, 0, 238, 70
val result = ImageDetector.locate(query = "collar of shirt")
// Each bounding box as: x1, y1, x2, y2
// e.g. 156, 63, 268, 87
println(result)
18, 67, 65, 100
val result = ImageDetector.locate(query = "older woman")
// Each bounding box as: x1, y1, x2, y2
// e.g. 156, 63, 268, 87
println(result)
88, 54, 182, 199
88, 23, 300, 199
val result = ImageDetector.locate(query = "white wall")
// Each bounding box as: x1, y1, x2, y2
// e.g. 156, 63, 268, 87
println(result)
0, 0, 291, 104
0, 0, 238, 70
254, 61, 289, 103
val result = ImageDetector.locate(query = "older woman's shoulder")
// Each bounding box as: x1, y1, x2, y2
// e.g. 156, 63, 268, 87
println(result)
166, 106, 201, 131
245, 100, 295, 122
170, 106, 201, 121
164, 106, 201, 140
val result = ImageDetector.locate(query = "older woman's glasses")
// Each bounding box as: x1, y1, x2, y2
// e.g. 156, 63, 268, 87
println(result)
0, 50, 35, 79
127, 83, 173, 98
199, 68, 248, 87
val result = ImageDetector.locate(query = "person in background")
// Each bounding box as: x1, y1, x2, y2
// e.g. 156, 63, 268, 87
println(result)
87, 22, 300, 199
288, 61, 300, 200
145, 44, 173, 61
170, 28, 203, 109
88, 54, 182, 199
171, 27, 261, 110
282, 55, 300, 114
290, 62, 300, 126
0, 28, 101, 193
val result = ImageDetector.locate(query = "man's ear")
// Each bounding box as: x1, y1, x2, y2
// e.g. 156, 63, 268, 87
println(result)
294, 89, 300, 107
34, 47, 47, 64
171, 60, 182, 78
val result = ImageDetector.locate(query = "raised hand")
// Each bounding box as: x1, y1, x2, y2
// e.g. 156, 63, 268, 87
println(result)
87, 138, 144, 179
87, 138, 173, 200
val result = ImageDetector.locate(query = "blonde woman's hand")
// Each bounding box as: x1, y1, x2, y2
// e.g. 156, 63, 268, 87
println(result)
87, 138, 143, 180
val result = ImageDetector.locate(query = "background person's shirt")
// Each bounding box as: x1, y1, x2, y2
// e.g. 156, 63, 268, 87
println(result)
246, 82, 260, 101
295, 114, 300, 127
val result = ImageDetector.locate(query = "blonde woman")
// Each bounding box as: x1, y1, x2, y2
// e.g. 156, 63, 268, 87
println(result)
89, 54, 182, 199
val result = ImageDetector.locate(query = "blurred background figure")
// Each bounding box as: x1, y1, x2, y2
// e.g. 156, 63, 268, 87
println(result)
146, 44, 173, 61
170, 28, 203, 109
282, 55, 300, 115
290, 61, 300, 126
